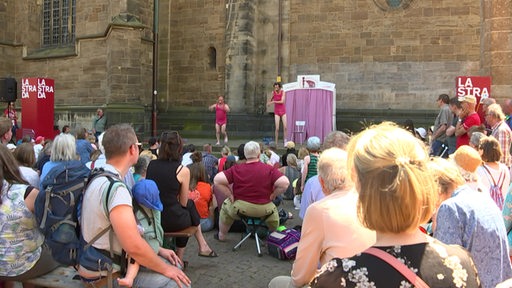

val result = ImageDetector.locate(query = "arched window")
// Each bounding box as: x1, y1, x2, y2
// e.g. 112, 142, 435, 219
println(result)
372, 0, 414, 11
42, 0, 76, 47
208, 47, 217, 70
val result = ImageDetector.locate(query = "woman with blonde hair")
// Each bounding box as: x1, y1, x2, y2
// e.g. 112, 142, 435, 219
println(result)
311, 122, 480, 287
217, 145, 231, 172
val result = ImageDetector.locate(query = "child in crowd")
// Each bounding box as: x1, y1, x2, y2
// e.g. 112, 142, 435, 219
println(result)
188, 152, 214, 232
117, 179, 164, 287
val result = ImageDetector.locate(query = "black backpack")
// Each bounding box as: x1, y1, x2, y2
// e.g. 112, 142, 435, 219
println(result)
35, 160, 91, 266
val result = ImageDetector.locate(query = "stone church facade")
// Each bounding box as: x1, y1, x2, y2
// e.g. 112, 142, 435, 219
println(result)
0, 0, 510, 138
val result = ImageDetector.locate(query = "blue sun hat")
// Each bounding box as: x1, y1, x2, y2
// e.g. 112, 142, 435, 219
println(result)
132, 179, 163, 212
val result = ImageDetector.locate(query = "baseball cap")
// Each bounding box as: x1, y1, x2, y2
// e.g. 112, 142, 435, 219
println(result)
457, 95, 476, 104
132, 179, 163, 211
414, 127, 427, 140
35, 136, 44, 144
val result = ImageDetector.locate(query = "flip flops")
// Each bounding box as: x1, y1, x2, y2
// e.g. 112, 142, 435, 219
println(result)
198, 250, 218, 258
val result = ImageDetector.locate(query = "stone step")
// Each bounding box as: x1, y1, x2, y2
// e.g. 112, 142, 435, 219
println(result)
155, 108, 437, 140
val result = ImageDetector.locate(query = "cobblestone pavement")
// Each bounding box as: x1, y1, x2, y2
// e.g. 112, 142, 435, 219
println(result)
182, 199, 302, 288
155, 137, 303, 288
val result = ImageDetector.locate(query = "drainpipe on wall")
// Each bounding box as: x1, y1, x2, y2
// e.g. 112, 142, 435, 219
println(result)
152, 0, 159, 137
277, 0, 282, 83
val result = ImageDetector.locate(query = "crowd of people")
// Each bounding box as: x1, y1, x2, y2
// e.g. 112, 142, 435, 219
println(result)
2, 93, 512, 287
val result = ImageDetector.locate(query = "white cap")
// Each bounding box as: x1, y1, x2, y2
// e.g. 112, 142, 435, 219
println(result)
414, 127, 427, 140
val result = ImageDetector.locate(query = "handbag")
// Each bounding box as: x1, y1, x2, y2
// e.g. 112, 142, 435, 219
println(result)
364, 247, 430, 288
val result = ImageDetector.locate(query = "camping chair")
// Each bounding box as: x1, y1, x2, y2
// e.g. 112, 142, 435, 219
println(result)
232, 210, 274, 256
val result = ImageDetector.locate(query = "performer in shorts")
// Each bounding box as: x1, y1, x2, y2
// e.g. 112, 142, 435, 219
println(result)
267, 82, 287, 146
209, 96, 230, 145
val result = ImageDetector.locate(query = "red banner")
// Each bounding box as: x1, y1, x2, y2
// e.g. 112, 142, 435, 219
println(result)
21, 78, 56, 140
456, 76, 491, 122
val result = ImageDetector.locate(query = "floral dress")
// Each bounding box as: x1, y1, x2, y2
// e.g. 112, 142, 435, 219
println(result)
0, 181, 44, 277
310, 237, 480, 288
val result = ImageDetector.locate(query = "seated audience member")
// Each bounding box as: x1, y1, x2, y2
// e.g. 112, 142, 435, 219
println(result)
212, 155, 237, 210
133, 155, 152, 183
259, 142, 271, 165
35, 140, 52, 174
40, 134, 82, 186
14, 143, 40, 188
430, 156, 512, 288
188, 151, 214, 232
281, 141, 297, 167
79, 124, 190, 287
224, 155, 237, 170
181, 144, 195, 167
146, 131, 216, 260
87, 134, 97, 150
0, 119, 13, 145
201, 143, 218, 183
310, 122, 480, 288
33, 136, 44, 161
118, 178, 165, 288
217, 145, 231, 172
86, 132, 107, 170
299, 131, 350, 219
148, 137, 159, 157
476, 136, 510, 209
278, 154, 300, 200
75, 127, 94, 164
269, 148, 376, 288
300, 136, 321, 193
0, 144, 60, 282
267, 141, 281, 167
213, 141, 289, 241
403, 119, 415, 135
414, 127, 428, 143
469, 131, 486, 149
236, 143, 246, 164
451, 145, 485, 193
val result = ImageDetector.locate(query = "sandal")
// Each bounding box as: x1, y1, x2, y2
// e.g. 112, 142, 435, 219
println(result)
198, 250, 218, 258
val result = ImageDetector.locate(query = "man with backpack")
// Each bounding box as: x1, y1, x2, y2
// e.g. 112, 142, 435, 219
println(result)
79, 124, 190, 287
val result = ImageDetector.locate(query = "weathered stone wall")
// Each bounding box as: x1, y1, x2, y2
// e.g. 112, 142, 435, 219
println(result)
1, 0, 511, 138
481, 0, 512, 99
287, 0, 482, 111
158, 0, 226, 112
0, 0, 18, 77
4, 1, 154, 137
